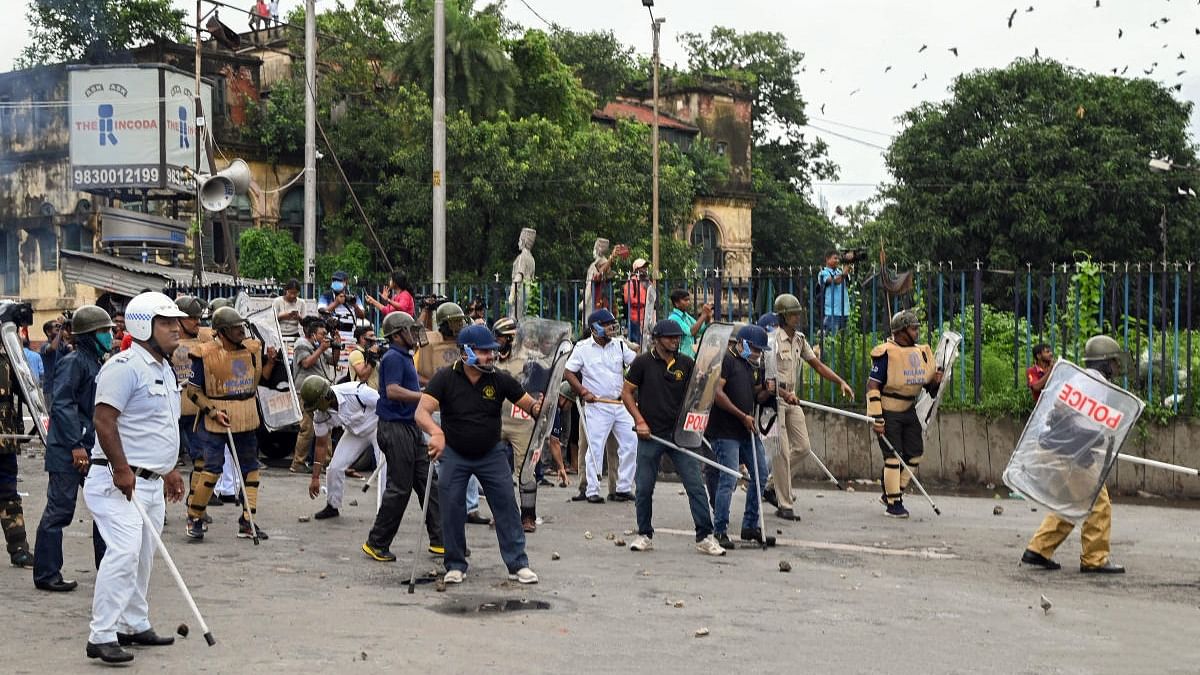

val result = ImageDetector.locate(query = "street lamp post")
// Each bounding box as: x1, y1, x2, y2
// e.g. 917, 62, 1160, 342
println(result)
1148, 157, 1199, 270
432, 0, 447, 293
644, 1, 664, 281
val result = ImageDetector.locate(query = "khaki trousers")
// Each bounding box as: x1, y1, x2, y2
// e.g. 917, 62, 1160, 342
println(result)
1027, 485, 1112, 567
291, 411, 314, 468
768, 401, 811, 510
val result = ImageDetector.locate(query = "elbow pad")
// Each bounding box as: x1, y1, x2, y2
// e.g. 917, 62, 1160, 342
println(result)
866, 390, 883, 419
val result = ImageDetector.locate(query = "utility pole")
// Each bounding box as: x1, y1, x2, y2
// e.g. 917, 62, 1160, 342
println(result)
643, 2, 664, 280
193, 0, 204, 282
303, 0, 317, 288
432, 0, 447, 293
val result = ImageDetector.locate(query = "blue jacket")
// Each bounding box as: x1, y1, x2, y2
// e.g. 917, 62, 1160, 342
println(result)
44, 343, 102, 473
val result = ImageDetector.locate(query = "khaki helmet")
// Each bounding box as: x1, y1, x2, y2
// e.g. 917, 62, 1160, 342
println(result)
434, 301, 467, 335
1083, 335, 1123, 363
175, 295, 204, 319
889, 310, 919, 333
209, 297, 233, 311
299, 375, 333, 412
773, 293, 803, 316
71, 305, 115, 334
211, 306, 246, 331
381, 310, 416, 338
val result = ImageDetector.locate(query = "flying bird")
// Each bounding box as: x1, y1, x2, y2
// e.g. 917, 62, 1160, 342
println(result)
884, 65, 893, 73
1094, 0, 1100, 6
1118, 28, 1123, 38
1161, 18, 1170, 24
1026, 5, 1034, 12
849, 88, 861, 96
1121, 65, 1128, 74
949, 47, 959, 56
1033, 47, 1040, 58
820, 103, 826, 114
1008, 8, 1017, 28
1145, 68, 1155, 74
1178, 69, 1187, 76
1173, 83, 1183, 91
1151, 20, 1159, 29
1180, 52, 1187, 60
819, 67, 826, 73
918, 44, 928, 52
922, 72, 929, 81
912, 82, 918, 89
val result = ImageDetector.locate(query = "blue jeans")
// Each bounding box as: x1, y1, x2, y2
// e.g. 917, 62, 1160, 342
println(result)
34, 471, 107, 584
197, 427, 259, 473
465, 444, 513, 512
634, 438, 714, 541
822, 314, 848, 335
439, 444, 528, 574
706, 436, 769, 535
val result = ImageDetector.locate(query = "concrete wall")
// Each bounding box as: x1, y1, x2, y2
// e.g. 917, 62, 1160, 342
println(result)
798, 409, 1200, 499
689, 195, 753, 278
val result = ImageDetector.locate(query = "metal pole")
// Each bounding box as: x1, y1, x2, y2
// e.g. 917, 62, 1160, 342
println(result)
431, 0, 447, 293
303, 0, 317, 287
650, 16, 663, 280
193, 0, 204, 282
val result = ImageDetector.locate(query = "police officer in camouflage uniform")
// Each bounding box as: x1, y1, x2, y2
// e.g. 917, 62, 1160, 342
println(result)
0, 325, 33, 569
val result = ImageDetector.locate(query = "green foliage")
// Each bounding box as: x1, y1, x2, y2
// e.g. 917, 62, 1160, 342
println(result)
19, 0, 186, 66
317, 240, 371, 283
508, 29, 596, 129
244, 80, 304, 163
881, 58, 1200, 267
238, 228, 303, 283
547, 28, 637, 106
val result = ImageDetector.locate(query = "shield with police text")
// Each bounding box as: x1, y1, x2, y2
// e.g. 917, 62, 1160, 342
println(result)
915, 330, 962, 436
1002, 360, 1144, 521
672, 322, 735, 449
236, 293, 302, 431
515, 318, 573, 518
0, 322, 49, 444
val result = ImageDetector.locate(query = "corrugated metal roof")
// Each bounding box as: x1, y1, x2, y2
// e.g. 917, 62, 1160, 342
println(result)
59, 249, 259, 297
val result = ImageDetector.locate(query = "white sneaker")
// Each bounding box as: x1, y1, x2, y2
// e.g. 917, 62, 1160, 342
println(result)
629, 534, 653, 551
508, 567, 539, 584
696, 535, 727, 556
443, 569, 465, 584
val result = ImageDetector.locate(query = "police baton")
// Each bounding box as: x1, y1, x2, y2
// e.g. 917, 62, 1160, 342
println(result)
224, 429, 260, 545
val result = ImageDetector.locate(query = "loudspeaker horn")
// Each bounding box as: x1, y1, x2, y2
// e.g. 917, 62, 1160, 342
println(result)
197, 159, 251, 212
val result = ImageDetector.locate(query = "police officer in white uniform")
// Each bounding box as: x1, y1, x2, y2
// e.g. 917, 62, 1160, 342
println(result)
84, 292, 188, 664
301, 376, 387, 519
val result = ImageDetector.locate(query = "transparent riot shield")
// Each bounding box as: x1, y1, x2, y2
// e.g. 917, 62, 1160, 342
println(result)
236, 293, 302, 431
640, 284, 658, 348
1002, 360, 1144, 521
514, 318, 573, 520
672, 322, 735, 448
916, 330, 963, 436
0, 322, 49, 444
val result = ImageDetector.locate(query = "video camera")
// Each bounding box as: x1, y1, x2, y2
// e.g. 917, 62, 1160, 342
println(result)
840, 248, 869, 265
0, 301, 34, 328
417, 294, 449, 312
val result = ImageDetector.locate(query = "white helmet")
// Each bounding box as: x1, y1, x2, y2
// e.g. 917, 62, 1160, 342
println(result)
125, 291, 188, 341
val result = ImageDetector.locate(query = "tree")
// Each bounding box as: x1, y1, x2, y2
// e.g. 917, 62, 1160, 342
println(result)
18, 0, 186, 67
881, 59, 1200, 268
508, 29, 595, 129
238, 227, 303, 282
393, 0, 517, 121
548, 28, 636, 106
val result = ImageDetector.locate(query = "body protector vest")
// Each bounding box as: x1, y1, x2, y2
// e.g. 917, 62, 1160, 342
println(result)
191, 338, 262, 433
173, 327, 213, 417
871, 340, 935, 413
416, 332, 461, 381
498, 349, 536, 433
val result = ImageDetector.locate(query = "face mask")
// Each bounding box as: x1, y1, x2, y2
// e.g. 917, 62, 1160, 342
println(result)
95, 332, 113, 351
591, 323, 606, 339
331, 281, 345, 292
740, 339, 753, 360
462, 345, 496, 372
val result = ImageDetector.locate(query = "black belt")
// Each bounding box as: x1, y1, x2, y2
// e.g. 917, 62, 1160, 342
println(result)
882, 391, 917, 401
210, 393, 256, 401
90, 458, 163, 481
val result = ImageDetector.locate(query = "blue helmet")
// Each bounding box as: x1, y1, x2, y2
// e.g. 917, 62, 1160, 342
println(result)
587, 309, 616, 326
651, 319, 684, 338
587, 308, 621, 338
756, 313, 779, 331
457, 324, 500, 350
737, 324, 771, 351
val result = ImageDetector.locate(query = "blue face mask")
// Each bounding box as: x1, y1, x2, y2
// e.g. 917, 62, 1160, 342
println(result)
95, 331, 113, 351
591, 322, 606, 338
740, 339, 752, 360
331, 281, 346, 292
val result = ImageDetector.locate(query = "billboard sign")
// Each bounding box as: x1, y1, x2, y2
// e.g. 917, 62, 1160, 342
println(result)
69, 65, 213, 193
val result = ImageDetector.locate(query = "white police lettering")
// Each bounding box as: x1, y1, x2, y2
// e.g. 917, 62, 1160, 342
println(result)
1056, 382, 1123, 429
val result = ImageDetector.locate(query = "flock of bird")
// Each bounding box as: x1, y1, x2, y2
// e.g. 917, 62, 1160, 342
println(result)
804, 0, 1199, 117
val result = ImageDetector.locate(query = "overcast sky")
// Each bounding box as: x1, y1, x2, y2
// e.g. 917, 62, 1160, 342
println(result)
4, 0, 1198, 212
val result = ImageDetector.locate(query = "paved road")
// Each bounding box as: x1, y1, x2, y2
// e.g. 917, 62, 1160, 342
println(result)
5, 464, 1199, 673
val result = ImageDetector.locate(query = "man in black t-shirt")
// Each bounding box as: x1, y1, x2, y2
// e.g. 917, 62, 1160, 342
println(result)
621, 320, 725, 556
417, 325, 544, 585
705, 325, 774, 548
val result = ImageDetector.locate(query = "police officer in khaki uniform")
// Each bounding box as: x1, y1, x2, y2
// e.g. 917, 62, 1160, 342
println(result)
416, 301, 468, 386
765, 293, 854, 521
492, 318, 539, 532
184, 306, 277, 541
171, 296, 213, 510
867, 310, 943, 519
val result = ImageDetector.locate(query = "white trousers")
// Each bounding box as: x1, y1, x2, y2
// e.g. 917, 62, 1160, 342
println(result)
582, 402, 637, 496
215, 445, 238, 496
84, 470, 164, 645
325, 428, 385, 511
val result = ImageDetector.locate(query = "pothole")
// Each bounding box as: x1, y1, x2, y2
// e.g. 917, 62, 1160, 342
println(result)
431, 597, 552, 615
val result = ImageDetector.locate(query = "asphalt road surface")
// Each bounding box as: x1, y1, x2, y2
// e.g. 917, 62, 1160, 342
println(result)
6, 466, 1199, 673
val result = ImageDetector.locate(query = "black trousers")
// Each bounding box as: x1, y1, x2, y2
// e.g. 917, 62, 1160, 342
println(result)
367, 420, 441, 549
878, 407, 923, 463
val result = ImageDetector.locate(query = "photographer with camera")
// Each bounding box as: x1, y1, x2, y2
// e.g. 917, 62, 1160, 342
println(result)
288, 318, 342, 474
317, 271, 365, 345
348, 325, 381, 390
39, 317, 71, 407
818, 250, 852, 336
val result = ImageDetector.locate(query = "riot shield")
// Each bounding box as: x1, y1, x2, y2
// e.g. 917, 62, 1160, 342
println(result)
672, 322, 735, 448
512, 318, 573, 519
1002, 360, 1144, 521
236, 293, 302, 431
640, 283, 658, 348
0, 322, 49, 443
916, 330, 963, 436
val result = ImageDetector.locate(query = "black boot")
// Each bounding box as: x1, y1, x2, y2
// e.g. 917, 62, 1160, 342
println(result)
117, 629, 175, 646
86, 642, 134, 663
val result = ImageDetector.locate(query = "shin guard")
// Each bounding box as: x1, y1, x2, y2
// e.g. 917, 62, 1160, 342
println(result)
0, 499, 29, 554
882, 460, 903, 505
242, 470, 260, 516
900, 457, 921, 490
188, 471, 219, 519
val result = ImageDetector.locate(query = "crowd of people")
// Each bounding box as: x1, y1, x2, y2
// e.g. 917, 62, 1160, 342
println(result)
0, 261, 1138, 665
